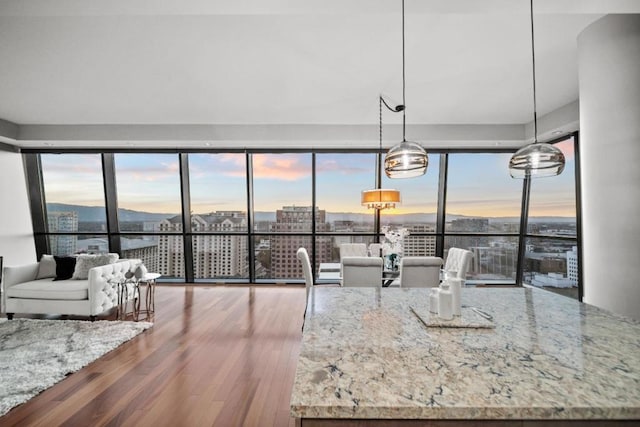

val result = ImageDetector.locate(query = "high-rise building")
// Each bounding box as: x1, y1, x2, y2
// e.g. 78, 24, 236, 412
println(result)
122, 237, 160, 272
447, 218, 490, 251
47, 211, 78, 255
158, 212, 248, 279
567, 246, 579, 286
402, 224, 436, 256
270, 206, 331, 279
192, 213, 247, 278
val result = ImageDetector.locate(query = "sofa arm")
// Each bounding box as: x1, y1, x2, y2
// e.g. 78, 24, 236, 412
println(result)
86, 259, 141, 316
2, 263, 39, 289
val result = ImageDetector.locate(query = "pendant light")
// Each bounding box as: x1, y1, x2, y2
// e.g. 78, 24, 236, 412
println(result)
361, 97, 401, 210
384, 0, 428, 179
509, 0, 565, 179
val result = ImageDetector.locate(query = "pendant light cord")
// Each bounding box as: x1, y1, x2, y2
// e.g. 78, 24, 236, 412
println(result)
530, 0, 538, 143
401, 0, 407, 142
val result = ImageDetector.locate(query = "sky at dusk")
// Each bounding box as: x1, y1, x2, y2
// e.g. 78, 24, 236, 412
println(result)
40, 139, 577, 218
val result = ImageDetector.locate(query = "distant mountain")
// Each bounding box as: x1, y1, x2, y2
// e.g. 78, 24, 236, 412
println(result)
47, 203, 575, 224
47, 203, 175, 223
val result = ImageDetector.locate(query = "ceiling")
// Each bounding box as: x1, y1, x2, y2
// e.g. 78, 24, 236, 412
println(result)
0, 0, 638, 149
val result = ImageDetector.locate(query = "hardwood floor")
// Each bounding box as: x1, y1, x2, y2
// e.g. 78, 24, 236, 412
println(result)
1, 285, 306, 427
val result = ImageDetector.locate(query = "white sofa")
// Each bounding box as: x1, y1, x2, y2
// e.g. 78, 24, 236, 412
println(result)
2, 259, 141, 321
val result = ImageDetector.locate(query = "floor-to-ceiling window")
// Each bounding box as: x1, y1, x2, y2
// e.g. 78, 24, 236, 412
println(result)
40, 154, 107, 256
315, 153, 377, 265
252, 153, 313, 281
380, 153, 440, 258
188, 153, 249, 281
444, 152, 523, 283
27, 142, 581, 295
524, 135, 580, 299
114, 153, 184, 280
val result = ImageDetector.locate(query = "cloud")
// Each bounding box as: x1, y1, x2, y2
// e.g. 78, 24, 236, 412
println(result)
117, 161, 180, 183
252, 154, 310, 181
555, 138, 575, 161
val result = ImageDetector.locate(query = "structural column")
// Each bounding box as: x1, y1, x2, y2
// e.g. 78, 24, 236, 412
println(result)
578, 14, 640, 319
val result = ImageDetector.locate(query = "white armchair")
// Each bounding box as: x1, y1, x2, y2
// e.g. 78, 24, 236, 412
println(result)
368, 243, 383, 257
339, 243, 368, 259
341, 256, 383, 287
399, 256, 443, 288
296, 247, 314, 304
443, 248, 473, 283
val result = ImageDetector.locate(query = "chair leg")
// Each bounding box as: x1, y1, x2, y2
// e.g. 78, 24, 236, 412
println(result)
6, 313, 14, 320
301, 307, 307, 332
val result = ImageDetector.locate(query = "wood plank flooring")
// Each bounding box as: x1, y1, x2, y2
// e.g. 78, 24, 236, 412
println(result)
0, 285, 306, 427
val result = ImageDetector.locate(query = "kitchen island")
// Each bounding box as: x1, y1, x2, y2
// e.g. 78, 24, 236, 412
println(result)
290, 287, 640, 426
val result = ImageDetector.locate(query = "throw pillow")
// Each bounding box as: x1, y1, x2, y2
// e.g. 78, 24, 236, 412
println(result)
53, 256, 77, 281
72, 253, 120, 280
134, 263, 148, 279
36, 254, 57, 279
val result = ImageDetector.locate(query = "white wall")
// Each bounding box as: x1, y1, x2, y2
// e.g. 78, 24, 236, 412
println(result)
578, 14, 640, 320
0, 149, 36, 268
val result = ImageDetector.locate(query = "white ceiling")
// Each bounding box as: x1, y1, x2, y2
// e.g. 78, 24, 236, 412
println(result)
0, 0, 638, 149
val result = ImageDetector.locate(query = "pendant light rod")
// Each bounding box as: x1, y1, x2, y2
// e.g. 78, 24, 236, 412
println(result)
529, 0, 538, 143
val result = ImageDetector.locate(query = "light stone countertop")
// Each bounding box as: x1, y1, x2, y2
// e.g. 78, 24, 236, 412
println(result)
290, 287, 640, 420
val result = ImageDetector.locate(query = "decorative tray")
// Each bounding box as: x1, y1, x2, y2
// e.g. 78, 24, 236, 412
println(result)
409, 305, 495, 329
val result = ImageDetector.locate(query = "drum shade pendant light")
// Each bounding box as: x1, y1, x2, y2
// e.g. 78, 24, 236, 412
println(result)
361, 189, 401, 210
361, 97, 401, 210
509, 0, 565, 179
384, 0, 428, 179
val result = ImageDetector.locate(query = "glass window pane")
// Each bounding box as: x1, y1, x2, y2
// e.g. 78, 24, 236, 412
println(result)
114, 154, 182, 231
380, 154, 440, 253
380, 153, 440, 225
252, 153, 312, 232
316, 153, 376, 232
121, 234, 183, 281
254, 235, 314, 281
41, 154, 106, 234
444, 236, 518, 283
528, 137, 577, 237
446, 153, 522, 233
121, 235, 161, 274
192, 235, 249, 280
48, 234, 108, 257
189, 153, 247, 231
524, 237, 579, 300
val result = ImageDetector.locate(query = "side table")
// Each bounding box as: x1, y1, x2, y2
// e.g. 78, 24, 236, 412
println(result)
109, 276, 138, 320
135, 273, 160, 321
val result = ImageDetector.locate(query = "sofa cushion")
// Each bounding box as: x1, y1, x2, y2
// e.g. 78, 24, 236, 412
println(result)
54, 256, 77, 281
72, 253, 119, 280
36, 254, 57, 279
5, 279, 89, 300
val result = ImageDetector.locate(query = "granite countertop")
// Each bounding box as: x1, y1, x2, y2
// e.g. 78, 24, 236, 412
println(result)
290, 287, 640, 420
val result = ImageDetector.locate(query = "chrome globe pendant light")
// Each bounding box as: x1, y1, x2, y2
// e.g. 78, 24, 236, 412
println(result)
509, 0, 565, 179
384, 0, 428, 179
